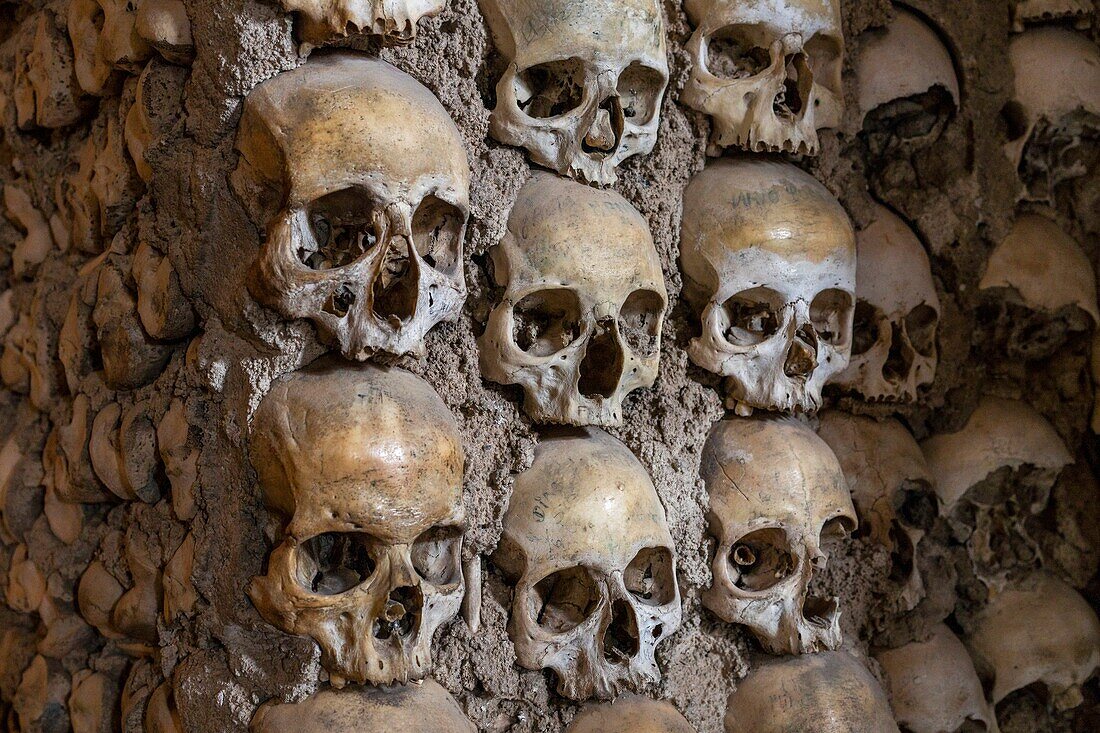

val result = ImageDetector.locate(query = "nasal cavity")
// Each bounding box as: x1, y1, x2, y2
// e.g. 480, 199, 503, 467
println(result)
783, 324, 818, 379
578, 319, 624, 399
774, 52, 812, 119
603, 598, 640, 664
372, 585, 421, 640
371, 236, 419, 326
582, 96, 624, 156
882, 322, 914, 385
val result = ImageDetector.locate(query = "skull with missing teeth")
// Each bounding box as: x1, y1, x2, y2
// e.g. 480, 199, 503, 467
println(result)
248, 360, 467, 686
479, 0, 669, 185
494, 428, 681, 700
682, 0, 844, 154
681, 159, 856, 415
232, 53, 470, 360
702, 416, 856, 654
479, 173, 667, 426
279, 0, 447, 45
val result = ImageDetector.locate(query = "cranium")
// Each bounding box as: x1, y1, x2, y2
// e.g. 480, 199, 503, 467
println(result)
480, 0, 669, 185
479, 173, 667, 426
702, 415, 856, 655
681, 158, 856, 415
135, 0, 194, 64
250, 680, 476, 732
681, 0, 844, 155
494, 427, 681, 700
967, 571, 1100, 710
567, 694, 695, 733
248, 359, 467, 686
832, 204, 940, 403
68, 0, 151, 96
724, 652, 900, 732
818, 411, 936, 610
232, 53, 471, 360
875, 624, 998, 733
279, 0, 446, 45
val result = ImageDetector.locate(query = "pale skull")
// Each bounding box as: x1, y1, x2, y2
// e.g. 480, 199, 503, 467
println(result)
494, 428, 681, 700
818, 411, 936, 611
681, 0, 844, 155
232, 53, 471, 360
68, 0, 151, 96
875, 624, 998, 733
248, 359, 467, 686
832, 204, 940, 403
250, 680, 476, 733
567, 693, 695, 733
681, 158, 856, 415
702, 416, 856, 655
724, 652, 900, 733
479, 0, 669, 185
280, 0, 446, 45
479, 173, 667, 426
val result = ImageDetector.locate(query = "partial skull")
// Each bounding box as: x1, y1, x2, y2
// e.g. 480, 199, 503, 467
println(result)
494, 428, 681, 700
967, 571, 1100, 711
280, 0, 446, 45
702, 416, 856, 654
832, 204, 940, 403
232, 53, 471, 360
248, 360, 467, 686
68, 0, 151, 96
682, 0, 844, 155
480, 0, 669, 185
724, 652, 900, 732
1013, 0, 1093, 30
567, 693, 695, 733
250, 679, 475, 732
875, 624, 997, 733
681, 158, 856, 415
13, 12, 88, 130
479, 173, 667, 426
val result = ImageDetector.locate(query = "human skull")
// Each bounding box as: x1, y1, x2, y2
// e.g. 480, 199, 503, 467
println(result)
724, 652, 900, 732
818, 411, 936, 611
702, 416, 856, 654
875, 624, 998, 733
681, 0, 844, 155
566, 694, 695, 733
494, 428, 681, 700
250, 680, 476, 733
232, 53, 471, 360
68, 0, 151, 96
280, 0, 446, 45
966, 571, 1100, 710
479, 173, 667, 426
248, 359, 467, 686
479, 0, 669, 185
681, 158, 856, 415
832, 204, 940, 403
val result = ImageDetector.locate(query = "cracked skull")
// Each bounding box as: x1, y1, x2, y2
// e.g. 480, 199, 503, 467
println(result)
702, 415, 856, 654
494, 428, 681, 700
832, 204, 940, 403
480, 0, 668, 185
479, 173, 667, 426
248, 359, 467, 686
232, 53, 470, 360
682, 0, 844, 154
280, 0, 446, 45
681, 158, 856, 415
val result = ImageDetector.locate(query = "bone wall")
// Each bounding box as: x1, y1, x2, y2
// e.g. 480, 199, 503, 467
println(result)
0, 0, 1097, 732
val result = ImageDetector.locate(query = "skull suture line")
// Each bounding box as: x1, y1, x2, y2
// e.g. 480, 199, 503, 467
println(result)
279, 0, 447, 45
681, 158, 856, 415
248, 359, 467, 686
494, 428, 681, 700
702, 415, 856, 654
479, 173, 667, 426
681, 0, 844, 155
479, 0, 669, 185
232, 53, 470, 360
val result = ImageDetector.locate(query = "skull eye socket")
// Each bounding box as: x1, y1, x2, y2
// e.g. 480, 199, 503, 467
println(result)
850, 300, 883, 356
820, 515, 857, 549
727, 528, 796, 591
295, 532, 378, 596
412, 196, 464, 273
302, 188, 380, 271
530, 566, 600, 633
618, 289, 664, 358
617, 62, 665, 124
624, 547, 676, 607
905, 304, 938, 357
511, 288, 583, 357
810, 288, 854, 348
704, 24, 771, 80
721, 287, 784, 346
804, 33, 843, 96
515, 58, 586, 119
411, 526, 462, 587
